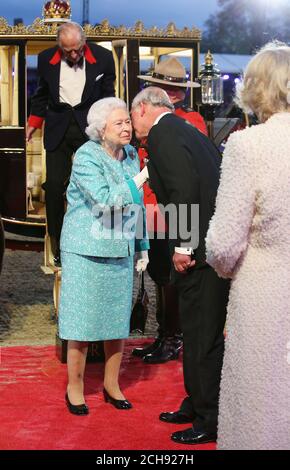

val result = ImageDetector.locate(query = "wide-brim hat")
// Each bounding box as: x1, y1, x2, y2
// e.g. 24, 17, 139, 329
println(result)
138, 56, 200, 88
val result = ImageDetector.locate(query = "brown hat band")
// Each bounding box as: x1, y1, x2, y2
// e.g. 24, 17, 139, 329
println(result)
152, 72, 188, 83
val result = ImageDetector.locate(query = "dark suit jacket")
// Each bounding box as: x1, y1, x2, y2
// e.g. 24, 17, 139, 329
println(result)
29, 43, 115, 151
147, 113, 221, 267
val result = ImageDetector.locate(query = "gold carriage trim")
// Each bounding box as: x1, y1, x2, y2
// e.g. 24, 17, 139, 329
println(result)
0, 16, 201, 41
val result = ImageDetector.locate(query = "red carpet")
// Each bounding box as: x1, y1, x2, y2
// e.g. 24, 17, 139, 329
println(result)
0, 340, 215, 450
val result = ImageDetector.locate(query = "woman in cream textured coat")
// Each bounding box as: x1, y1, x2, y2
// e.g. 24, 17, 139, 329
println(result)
206, 42, 290, 450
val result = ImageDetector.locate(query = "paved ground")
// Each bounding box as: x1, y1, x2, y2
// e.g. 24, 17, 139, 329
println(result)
0, 235, 158, 347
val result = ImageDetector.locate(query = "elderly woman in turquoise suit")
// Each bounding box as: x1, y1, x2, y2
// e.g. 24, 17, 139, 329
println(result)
58, 97, 149, 415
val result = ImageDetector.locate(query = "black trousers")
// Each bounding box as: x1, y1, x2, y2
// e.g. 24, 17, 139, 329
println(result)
176, 265, 229, 433
147, 236, 181, 336
45, 116, 87, 241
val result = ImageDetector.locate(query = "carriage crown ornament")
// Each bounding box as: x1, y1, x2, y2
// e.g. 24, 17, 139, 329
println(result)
43, 1, 72, 23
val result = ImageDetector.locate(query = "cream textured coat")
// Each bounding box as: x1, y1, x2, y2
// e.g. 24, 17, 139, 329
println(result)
206, 112, 290, 450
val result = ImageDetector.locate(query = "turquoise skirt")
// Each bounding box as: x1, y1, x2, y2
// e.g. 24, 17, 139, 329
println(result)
58, 251, 134, 341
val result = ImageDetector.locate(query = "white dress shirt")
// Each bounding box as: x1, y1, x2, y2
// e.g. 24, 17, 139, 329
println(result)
59, 59, 86, 107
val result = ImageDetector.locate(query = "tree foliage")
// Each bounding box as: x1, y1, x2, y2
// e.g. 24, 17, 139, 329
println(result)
202, 0, 290, 54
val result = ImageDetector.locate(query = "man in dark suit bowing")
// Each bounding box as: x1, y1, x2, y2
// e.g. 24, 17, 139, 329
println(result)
131, 87, 229, 445
27, 22, 115, 265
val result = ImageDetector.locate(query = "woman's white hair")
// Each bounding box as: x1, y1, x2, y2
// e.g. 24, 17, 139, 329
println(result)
86, 97, 128, 141
236, 41, 290, 122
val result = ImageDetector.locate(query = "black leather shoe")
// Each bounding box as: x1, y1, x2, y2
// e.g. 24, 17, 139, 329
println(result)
65, 393, 89, 415
171, 427, 217, 445
143, 336, 182, 364
103, 388, 132, 410
132, 337, 162, 358
159, 410, 193, 424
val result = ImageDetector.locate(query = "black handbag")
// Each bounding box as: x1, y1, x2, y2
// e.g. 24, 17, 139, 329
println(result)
130, 271, 149, 334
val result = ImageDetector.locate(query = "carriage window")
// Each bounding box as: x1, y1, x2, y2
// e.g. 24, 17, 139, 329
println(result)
0, 45, 19, 126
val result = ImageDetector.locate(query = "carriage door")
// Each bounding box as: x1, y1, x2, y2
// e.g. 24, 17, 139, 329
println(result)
112, 39, 140, 108
0, 39, 26, 220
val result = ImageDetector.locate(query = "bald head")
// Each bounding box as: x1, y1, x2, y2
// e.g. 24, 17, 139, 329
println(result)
57, 22, 86, 46
57, 22, 86, 64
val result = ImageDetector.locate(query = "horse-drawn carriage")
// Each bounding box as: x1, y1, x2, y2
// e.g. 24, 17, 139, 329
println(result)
0, 6, 201, 258
0, 3, 207, 360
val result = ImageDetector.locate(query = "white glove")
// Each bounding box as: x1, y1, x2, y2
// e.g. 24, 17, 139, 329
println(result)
135, 250, 149, 272
133, 166, 149, 190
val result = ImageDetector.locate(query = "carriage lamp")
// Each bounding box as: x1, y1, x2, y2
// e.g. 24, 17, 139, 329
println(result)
199, 50, 224, 139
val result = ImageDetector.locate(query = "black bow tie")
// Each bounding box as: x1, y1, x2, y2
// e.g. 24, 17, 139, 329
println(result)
66, 56, 84, 68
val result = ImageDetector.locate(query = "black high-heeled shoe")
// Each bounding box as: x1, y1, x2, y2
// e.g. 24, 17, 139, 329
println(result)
65, 393, 89, 415
103, 388, 132, 410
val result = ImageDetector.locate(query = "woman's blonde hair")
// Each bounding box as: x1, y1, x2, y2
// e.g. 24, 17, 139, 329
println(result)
236, 41, 290, 122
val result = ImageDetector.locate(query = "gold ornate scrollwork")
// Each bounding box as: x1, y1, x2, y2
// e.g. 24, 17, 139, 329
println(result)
115, 25, 127, 35
99, 19, 111, 34
191, 27, 202, 39
82, 23, 93, 36
27, 18, 47, 35
12, 23, 27, 34
0, 15, 201, 40
166, 22, 178, 36
134, 21, 145, 35
149, 26, 162, 36
181, 26, 202, 39
0, 17, 12, 34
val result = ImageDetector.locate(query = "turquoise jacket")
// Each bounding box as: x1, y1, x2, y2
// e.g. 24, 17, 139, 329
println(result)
60, 141, 149, 257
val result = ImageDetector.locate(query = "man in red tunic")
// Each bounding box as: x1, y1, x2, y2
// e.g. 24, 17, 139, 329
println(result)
132, 57, 208, 364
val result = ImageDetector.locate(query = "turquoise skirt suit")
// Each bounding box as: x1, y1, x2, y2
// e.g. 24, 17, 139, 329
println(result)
58, 141, 149, 341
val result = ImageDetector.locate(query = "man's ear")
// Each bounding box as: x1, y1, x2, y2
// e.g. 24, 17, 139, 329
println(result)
140, 102, 146, 117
